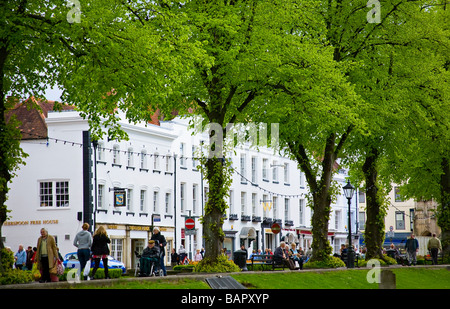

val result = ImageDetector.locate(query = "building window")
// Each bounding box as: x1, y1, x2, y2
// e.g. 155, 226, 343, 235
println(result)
110, 238, 123, 262
273, 196, 278, 219
39, 181, 69, 207
284, 198, 289, 221
97, 142, 105, 161
127, 188, 133, 211
180, 183, 185, 213
299, 199, 305, 226
335, 210, 341, 230
395, 211, 405, 230
153, 153, 160, 171
153, 191, 159, 212
240, 192, 246, 216
252, 193, 257, 216
394, 187, 403, 202
229, 190, 234, 214
193, 184, 198, 214
192, 146, 198, 169
240, 154, 246, 183
359, 211, 366, 230
165, 192, 171, 214
272, 160, 278, 182
359, 191, 365, 203
284, 163, 289, 184
113, 145, 120, 165
251, 157, 257, 183
127, 148, 134, 167
98, 184, 105, 209
263, 194, 269, 217
180, 143, 186, 167
140, 190, 147, 212
262, 159, 268, 180
165, 155, 171, 172
140, 150, 147, 169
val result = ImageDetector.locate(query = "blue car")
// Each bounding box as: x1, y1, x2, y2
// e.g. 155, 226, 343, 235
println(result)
63, 252, 127, 274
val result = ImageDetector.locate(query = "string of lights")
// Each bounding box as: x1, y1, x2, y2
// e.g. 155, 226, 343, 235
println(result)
20, 130, 306, 199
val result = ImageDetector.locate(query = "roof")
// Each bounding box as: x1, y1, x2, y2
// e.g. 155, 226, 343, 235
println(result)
5, 97, 75, 140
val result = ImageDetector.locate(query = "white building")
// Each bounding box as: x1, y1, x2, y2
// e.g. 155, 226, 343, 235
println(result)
3, 100, 358, 269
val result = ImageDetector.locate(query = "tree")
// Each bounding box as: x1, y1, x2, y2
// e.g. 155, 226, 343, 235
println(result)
316, 0, 449, 260
47, 0, 336, 263
0, 1, 73, 252
0, 1, 196, 268
388, 2, 450, 252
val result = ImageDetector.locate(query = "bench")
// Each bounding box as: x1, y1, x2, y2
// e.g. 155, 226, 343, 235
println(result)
247, 254, 286, 271
424, 252, 444, 265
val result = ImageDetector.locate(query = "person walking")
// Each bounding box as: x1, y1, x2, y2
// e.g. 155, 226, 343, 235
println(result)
405, 233, 419, 266
151, 227, 167, 276
35, 228, 59, 283
14, 244, 27, 270
427, 233, 442, 265
26, 246, 34, 270
170, 248, 179, 267
90, 226, 111, 279
73, 223, 93, 279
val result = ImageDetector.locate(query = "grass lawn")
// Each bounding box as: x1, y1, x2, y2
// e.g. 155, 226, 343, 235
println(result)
232, 267, 450, 289
74, 277, 211, 289
73, 267, 449, 289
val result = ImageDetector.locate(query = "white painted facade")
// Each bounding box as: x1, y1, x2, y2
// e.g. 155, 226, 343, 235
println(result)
3, 109, 358, 269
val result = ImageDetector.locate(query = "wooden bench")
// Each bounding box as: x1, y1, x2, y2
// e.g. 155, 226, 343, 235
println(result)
247, 254, 286, 271
424, 252, 444, 265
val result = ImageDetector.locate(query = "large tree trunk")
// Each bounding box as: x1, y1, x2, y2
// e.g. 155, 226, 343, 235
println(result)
310, 191, 333, 261
0, 42, 11, 252
362, 146, 385, 260
202, 154, 229, 261
309, 134, 337, 261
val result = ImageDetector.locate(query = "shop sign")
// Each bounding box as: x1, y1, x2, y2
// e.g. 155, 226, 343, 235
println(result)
4, 220, 59, 226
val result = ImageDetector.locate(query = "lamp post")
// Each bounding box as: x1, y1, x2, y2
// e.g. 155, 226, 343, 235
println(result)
343, 180, 355, 268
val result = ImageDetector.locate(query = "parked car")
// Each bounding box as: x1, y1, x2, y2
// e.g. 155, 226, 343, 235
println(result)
63, 252, 126, 274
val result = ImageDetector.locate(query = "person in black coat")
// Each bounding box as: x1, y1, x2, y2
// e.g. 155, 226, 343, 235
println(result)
151, 227, 167, 276
90, 226, 111, 279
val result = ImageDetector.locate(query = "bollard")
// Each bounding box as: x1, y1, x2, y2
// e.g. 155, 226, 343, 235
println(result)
378, 269, 396, 289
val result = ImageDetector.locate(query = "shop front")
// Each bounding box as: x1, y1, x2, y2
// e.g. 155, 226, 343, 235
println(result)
101, 223, 173, 270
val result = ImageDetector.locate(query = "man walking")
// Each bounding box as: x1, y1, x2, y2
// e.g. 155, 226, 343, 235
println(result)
427, 234, 442, 265
405, 233, 419, 266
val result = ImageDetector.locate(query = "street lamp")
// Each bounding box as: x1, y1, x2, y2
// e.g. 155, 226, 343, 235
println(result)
343, 180, 355, 268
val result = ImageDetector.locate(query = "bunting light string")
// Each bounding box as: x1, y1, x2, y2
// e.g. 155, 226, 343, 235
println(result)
20, 130, 305, 199
229, 164, 306, 199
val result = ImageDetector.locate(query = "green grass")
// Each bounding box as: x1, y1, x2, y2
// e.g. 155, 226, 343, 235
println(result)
232, 268, 450, 289
68, 267, 450, 289
74, 277, 210, 289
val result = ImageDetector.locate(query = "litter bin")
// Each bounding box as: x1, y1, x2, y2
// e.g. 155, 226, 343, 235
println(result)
233, 250, 248, 271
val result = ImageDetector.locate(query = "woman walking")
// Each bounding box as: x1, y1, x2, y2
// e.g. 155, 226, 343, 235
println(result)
90, 226, 111, 279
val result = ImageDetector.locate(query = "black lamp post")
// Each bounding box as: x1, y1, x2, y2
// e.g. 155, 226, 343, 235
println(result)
343, 180, 355, 268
